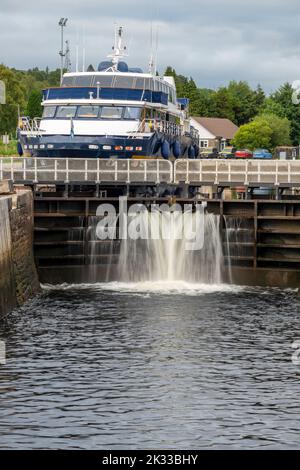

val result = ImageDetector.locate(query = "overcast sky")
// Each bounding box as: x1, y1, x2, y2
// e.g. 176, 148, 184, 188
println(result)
1, 0, 300, 92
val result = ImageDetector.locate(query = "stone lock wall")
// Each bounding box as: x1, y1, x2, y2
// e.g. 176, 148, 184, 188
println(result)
0, 189, 40, 316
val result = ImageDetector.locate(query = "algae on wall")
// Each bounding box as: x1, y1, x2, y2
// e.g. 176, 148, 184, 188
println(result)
0, 197, 16, 315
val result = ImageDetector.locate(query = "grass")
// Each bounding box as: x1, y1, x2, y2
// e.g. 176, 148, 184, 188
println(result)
0, 139, 18, 157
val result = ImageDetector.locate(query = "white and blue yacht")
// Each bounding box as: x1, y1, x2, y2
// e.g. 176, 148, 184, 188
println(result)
17, 26, 199, 160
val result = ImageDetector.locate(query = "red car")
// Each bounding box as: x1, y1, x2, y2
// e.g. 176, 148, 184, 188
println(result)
235, 149, 253, 159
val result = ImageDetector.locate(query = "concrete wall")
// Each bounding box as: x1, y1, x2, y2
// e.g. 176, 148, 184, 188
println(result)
0, 189, 40, 316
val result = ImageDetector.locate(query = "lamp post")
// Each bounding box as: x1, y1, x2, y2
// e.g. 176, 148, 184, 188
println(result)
59, 18, 68, 85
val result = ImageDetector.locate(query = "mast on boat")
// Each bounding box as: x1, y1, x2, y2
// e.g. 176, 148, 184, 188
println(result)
107, 25, 128, 71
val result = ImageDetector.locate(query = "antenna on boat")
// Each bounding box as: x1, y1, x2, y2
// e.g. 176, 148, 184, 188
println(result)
107, 25, 128, 71
65, 40, 71, 72
75, 30, 79, 72
58, 17, 68, 84
82, 25, 86, 72
149, 22, 155, 75
154, 24, 159, 76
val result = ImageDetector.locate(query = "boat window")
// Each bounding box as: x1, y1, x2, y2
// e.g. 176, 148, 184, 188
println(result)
77, 105, 100, 118
73, 75, 93, 86
92, 76, 113, 87
100, 106, 123, 119
42, 106, 57, 118
154, 80, 161, 92
56, 106, 77, 118
149, 78, 154, 91
115, 76, 135, 88
124, 107, 141, 120
61, 76, 75, 86
135, 77, 145, 89
144, 78, 151, 90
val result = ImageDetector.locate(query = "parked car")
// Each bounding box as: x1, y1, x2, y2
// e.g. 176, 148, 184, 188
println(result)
219, 146, 236, 159
252, 149, 273, 159
200, 147, 219, 159
235, 149, 253, 159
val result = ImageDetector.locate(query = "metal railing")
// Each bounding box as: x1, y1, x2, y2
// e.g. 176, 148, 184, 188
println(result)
19, 117, 42, 137
3, 157, 300, 187
174, 159, 300, 186
0, 157, 173, 184
129, 119, 182, 137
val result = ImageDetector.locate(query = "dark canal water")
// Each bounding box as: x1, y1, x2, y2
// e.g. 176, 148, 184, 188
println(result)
0, 282, 300, 449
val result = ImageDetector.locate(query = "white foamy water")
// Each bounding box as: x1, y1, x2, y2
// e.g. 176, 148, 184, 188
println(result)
42, 281, 244, 296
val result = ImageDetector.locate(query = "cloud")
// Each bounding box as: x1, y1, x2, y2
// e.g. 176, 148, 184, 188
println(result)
1, 0, 300, 92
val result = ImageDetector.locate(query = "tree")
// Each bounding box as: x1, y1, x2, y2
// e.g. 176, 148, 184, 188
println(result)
232, 120, 272, 150
189, 88, 216, 116
27, 90, 42, 118
214, 87, 235, 122
0, 64, 26, 135
226, 81, 264, 126
271, 83, 300, 145
233, 113, 291, 150
163, 69, 266, 123
253, 84, 266, 112
260, 97, 286, 118
253, 113, 291, 148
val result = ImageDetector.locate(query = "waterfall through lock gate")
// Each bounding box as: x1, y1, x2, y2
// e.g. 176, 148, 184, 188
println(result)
85, 204, 237, 284
116, 205, 228, 284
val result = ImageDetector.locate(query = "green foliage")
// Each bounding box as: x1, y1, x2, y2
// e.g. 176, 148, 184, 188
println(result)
233, 113, 291, 150
232, 120, 272, 150
189, 88, 216, 116
213, 87, 235, 122
260, 97, 286, 118
0, 139, 18, 156
27, 90, 42, 118
0, 64, 26, 135
270, 83, 300, 145
253, 113, 291, 148
227, 81, 265, 126
164, 66, 296, 147
0, 64, 60, 134
164, 68, 267, 127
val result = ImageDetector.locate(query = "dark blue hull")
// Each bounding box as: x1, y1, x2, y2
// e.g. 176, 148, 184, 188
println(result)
18, 132, 198, 159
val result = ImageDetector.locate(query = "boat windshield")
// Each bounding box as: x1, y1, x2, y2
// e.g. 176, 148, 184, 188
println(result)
42, 106, 57, 118
77, 105, 100, 118
56, 106, 77, 118
42, 105, 143, 120
124, 107, 141, 120
100, 107, 124, 119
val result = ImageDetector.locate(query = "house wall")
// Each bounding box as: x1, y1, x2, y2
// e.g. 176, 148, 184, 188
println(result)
190, 118, 215, 141
190, 119, 230, 150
